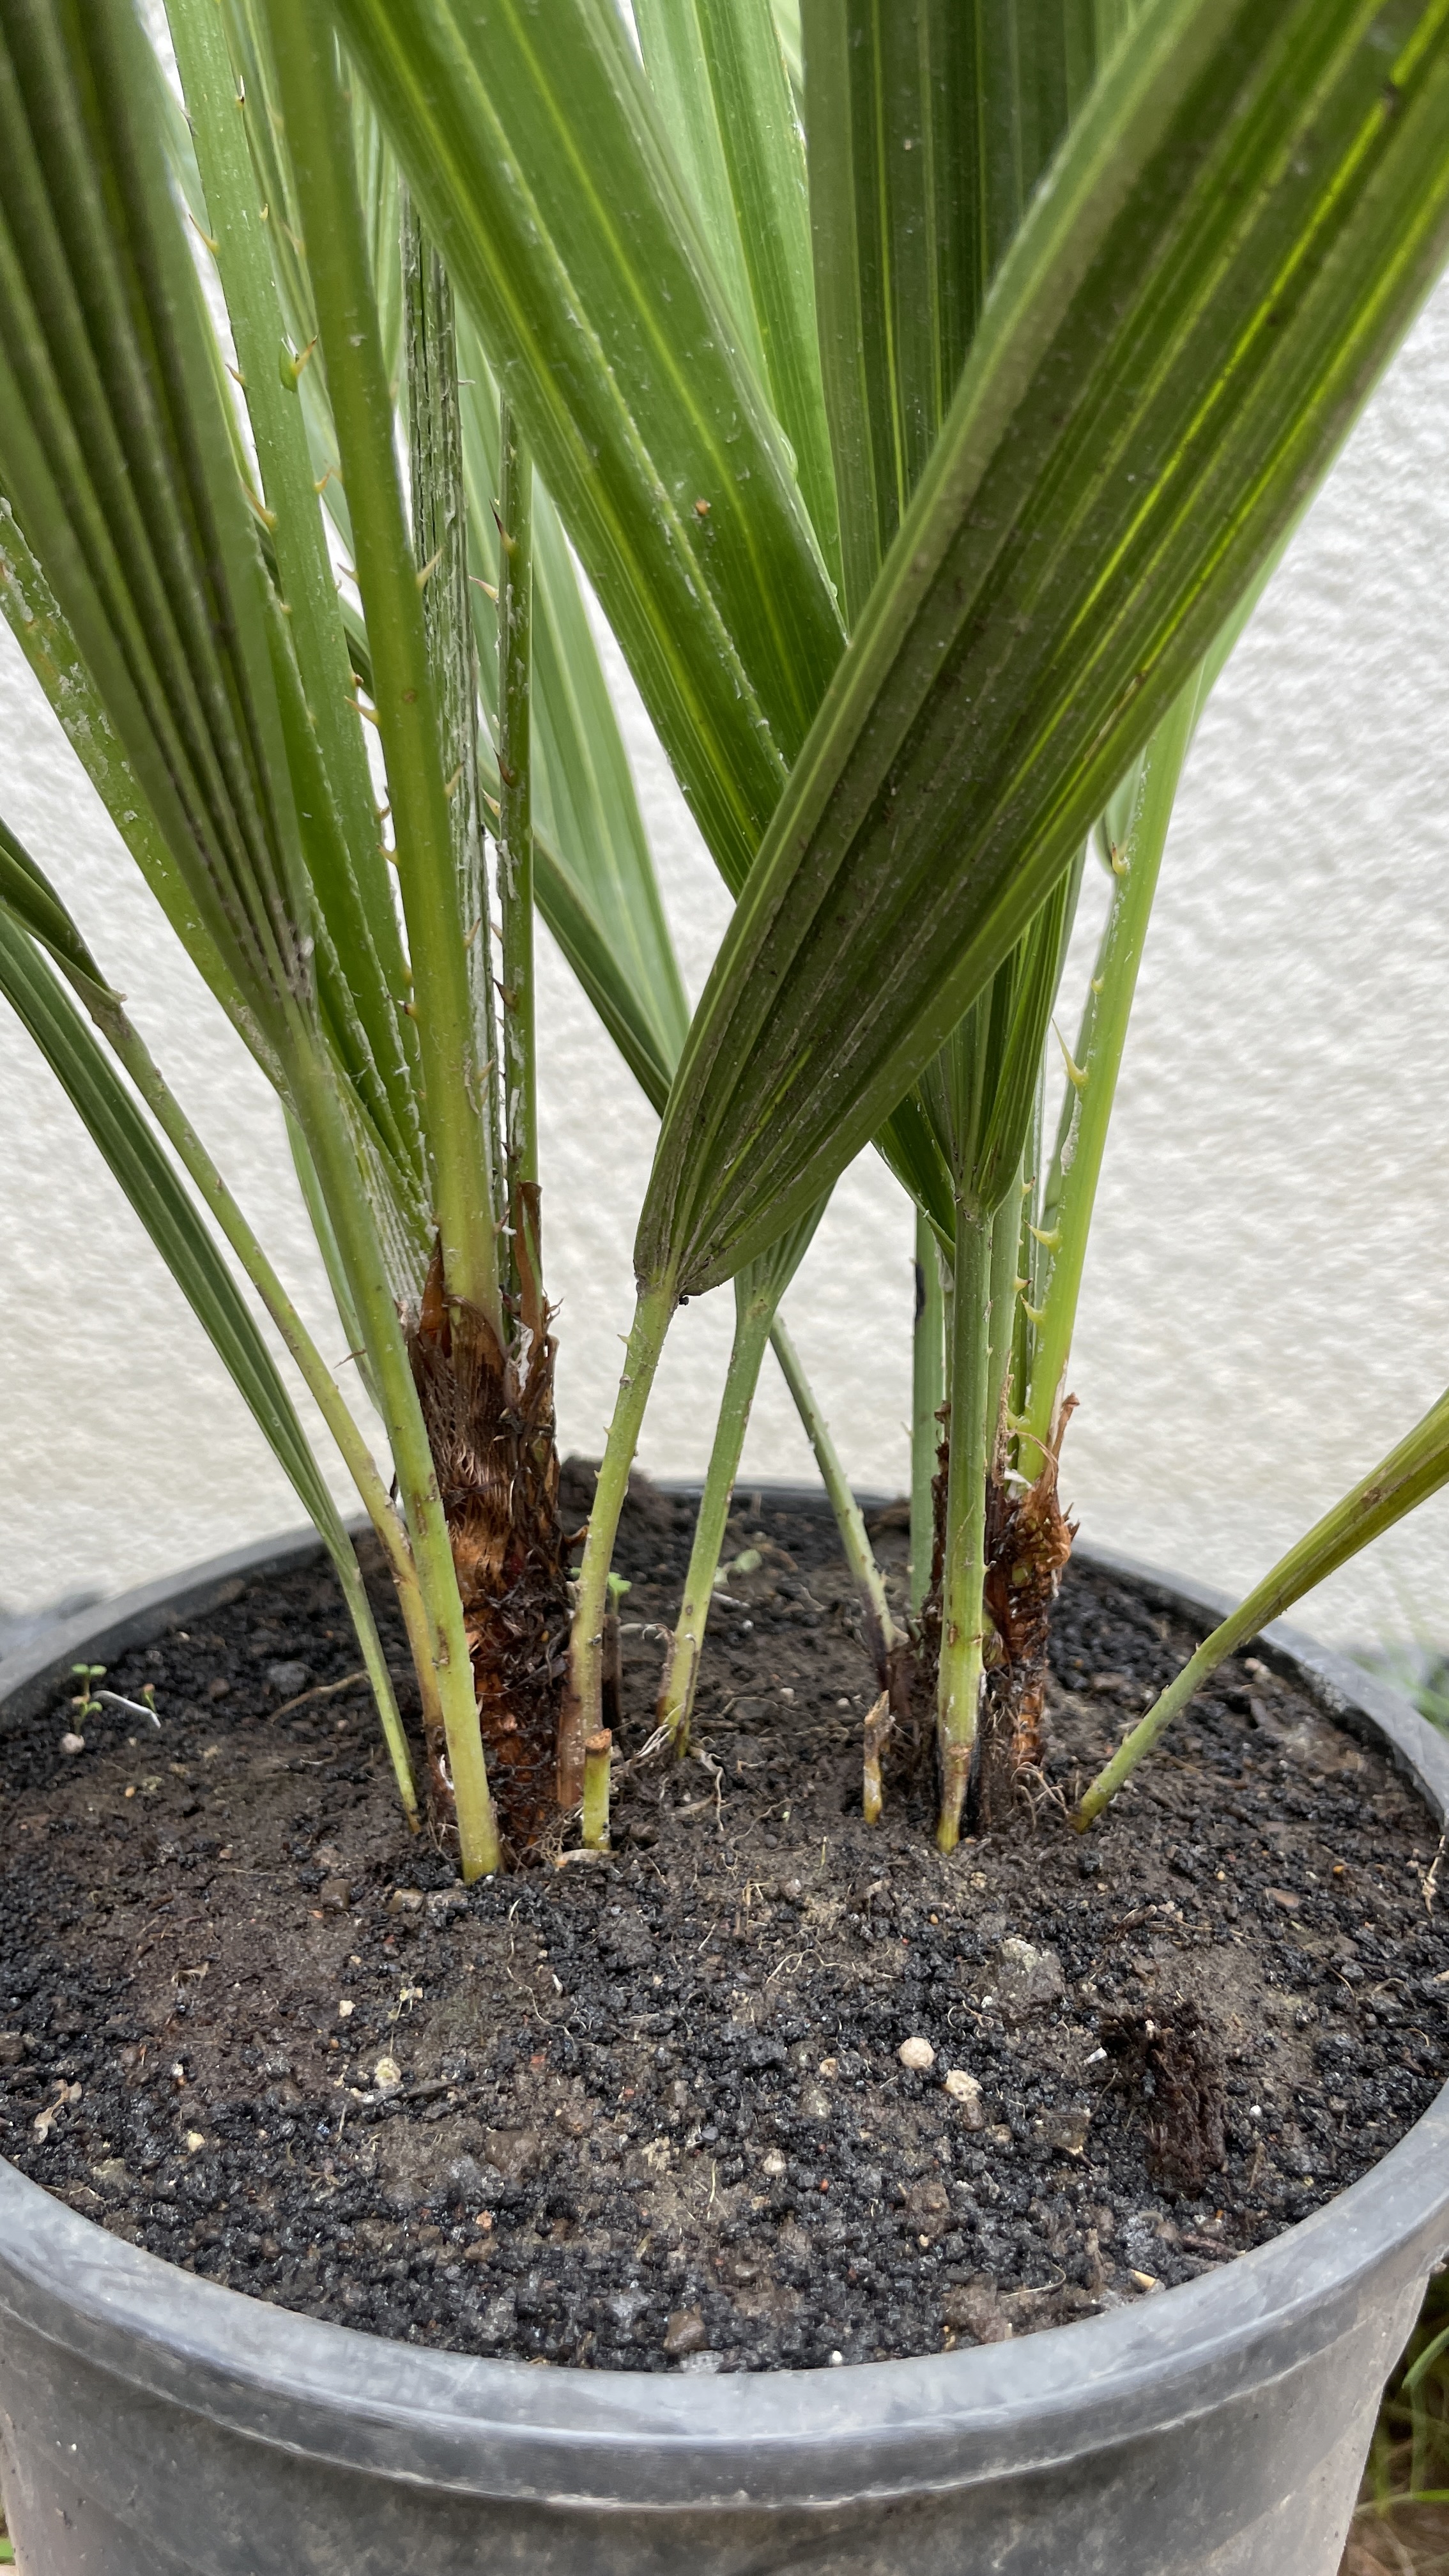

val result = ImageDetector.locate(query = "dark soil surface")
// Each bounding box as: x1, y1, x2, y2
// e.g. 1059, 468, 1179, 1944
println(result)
1, 1474, 1445, 2375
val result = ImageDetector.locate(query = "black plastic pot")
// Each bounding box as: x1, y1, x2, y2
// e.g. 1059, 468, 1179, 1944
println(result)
1, 1515, 1446, 2575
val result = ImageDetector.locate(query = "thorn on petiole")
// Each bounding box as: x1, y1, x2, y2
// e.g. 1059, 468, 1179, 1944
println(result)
1053, 1022, 1089, 1092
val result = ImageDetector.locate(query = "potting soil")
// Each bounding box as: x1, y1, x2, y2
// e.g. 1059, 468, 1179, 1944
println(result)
0, 1474, 1443, 2373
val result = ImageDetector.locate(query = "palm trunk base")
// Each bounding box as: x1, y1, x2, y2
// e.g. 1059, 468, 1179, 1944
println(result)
410, 1266, 567, 1852
973, 1406, 1077, 1828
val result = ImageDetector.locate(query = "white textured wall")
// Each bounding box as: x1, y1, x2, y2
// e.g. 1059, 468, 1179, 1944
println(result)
3, 277, 1449, 1649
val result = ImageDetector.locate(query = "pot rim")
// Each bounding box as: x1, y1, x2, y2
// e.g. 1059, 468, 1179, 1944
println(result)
1, 1511, 1446, 2511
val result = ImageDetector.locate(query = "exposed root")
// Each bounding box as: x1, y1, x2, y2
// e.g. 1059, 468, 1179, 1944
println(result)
862, 1690, 892, 1824
1010, 1763, 1070, 1828
408, 1246, 568, 1851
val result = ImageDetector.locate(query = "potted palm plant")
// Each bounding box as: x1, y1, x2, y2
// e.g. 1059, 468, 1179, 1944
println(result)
3, 0, 1449, 2566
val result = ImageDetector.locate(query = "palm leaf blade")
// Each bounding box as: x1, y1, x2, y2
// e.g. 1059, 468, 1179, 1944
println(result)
331, 0, 845, 887
636, 0, 841, 590
0, 0, 308, 1038
638, 0, 1449, 1296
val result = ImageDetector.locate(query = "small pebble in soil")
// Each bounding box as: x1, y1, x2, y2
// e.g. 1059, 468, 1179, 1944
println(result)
664, 2307, 707, 2358
899, 2035, 935, 2071
943, 2069, 985, 2126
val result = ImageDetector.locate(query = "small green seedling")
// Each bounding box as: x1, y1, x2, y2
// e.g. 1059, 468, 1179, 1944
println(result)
70, 1663, 105, 1722
713, 1547, 762, 1590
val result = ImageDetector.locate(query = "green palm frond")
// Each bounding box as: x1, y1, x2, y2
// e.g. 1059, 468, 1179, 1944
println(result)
331, 0, 847, 887
634, 0, 841, 593
636, 0, 1449, 1301
804, 0, 1100, 624
0, 1, 311, 1051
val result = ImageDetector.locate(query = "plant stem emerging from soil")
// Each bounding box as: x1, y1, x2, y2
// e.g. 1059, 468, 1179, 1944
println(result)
969, 1154, 1076, 1820
581, 1729, 612, 1849
862, 1689, 892, 1824
496, 399, 541, 1331
400, 242, 566, 1859
291, 1052, 501, 1877
562, 1277, 677, 1800
657, 1277, 778, 1751
406, 1257, 566, 1855
976, 1400, 1077, 1826
936, 1206, 995, 1851
911, 1208, 946, 1614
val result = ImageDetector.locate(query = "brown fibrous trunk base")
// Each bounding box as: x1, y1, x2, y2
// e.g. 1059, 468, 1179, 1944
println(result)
408, 1252, 567, 1853
974, 1400, 1078, 1828
909, 1402, 1077, 1828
